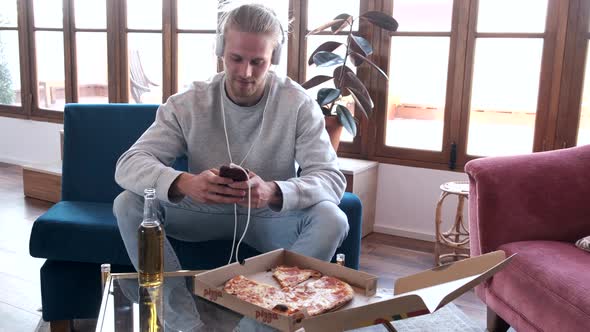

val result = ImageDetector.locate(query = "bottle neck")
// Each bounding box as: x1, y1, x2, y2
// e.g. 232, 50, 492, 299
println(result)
142, 195, 160, 226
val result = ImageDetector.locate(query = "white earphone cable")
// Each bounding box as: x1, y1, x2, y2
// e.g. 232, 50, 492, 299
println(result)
220, 94, 234, 165
221, 75, 273, 264
226, 166, 251, 265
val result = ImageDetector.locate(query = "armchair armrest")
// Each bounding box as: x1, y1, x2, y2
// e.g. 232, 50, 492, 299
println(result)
465, 145, 590, 255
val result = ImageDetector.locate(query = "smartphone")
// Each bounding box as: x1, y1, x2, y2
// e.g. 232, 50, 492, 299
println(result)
219, 165, 249, 182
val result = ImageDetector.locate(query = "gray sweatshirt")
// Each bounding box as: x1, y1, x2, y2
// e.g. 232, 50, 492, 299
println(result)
114, 71, 346, 211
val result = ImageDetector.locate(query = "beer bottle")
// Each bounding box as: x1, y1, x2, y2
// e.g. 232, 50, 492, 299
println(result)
138, 188, 164, 287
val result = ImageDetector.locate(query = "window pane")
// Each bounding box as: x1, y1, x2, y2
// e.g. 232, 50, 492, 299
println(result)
74, 0, 106, 29
467, 38, 543, 156
178, 34, 217, 91
177, 0, 217, 30
393, 0, 453, 32
33, 0, 63, 28
76, 32, 108, 103
127, 0, 162, 30
128, 33, 162, 104
477, 0, 548, 33
307, 0, 360, 31
0, 0, 18, 27
386, 37, 449, 151
36, 31, 65, 110
577, 41, 590, 146
0, 30, 20, 105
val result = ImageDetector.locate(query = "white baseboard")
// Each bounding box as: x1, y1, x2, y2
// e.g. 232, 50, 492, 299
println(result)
373, 224, 435, 242
0, 156, 33, 167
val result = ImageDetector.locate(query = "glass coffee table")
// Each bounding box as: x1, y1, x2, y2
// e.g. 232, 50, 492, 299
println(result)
96, 269, 243, 331
96, 267, 399, 332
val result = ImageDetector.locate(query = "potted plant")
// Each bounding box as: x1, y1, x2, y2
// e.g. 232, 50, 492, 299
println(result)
303, 12, 398, 150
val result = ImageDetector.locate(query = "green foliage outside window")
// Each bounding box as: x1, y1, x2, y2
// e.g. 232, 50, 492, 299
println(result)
0, 16, 15, 105
0, 58, 14, 105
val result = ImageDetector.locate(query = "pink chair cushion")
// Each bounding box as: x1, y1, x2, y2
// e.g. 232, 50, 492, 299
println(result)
489, 241, 590, 331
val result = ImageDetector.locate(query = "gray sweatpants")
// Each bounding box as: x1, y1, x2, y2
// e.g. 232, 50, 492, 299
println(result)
113, 190, 349, 272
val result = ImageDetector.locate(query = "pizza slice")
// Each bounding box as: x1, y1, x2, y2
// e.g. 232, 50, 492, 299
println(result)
272, 265, 322, 289
223, 275, 300, 315
222, 270, 354, 318
286, 276, 354, 316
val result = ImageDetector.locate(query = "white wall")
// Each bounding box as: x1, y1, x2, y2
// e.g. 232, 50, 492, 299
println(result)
0, 117, 468, 241
374, 163, 469, 242
0, 117, 62, 166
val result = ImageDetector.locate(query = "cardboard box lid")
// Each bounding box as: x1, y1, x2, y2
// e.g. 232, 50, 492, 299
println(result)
301, 251, 514, 332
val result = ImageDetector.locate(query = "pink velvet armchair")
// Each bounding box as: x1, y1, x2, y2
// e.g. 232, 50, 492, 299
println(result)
465, 145, 590, 332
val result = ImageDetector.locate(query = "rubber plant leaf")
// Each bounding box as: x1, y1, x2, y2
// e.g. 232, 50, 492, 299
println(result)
335, 104, 357, 137
333, 65, 355, 91
317, 88, 341, 106
349, 35, 373, 56
346, 87, 370, 119
307, 19, 346, 35
331, 14, 353, 33
348, 35, 373, 66
349, 52, 364, 67
312, 51, 345, 67
360, 11, 399, 31
301, 75, 333, 89
308, 41, 343, 65
343, 71, 374, 109
346, 86, 372, 118
348, 51, 389, 80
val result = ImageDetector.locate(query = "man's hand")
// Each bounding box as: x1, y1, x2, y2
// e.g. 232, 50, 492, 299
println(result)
170, 169, 247, 204
228, 171, 283, 209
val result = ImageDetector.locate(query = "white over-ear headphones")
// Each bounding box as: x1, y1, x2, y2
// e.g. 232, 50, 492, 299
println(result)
215, 18, 285, 65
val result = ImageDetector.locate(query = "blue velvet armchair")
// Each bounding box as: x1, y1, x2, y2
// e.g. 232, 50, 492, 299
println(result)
28, 103, 363, 329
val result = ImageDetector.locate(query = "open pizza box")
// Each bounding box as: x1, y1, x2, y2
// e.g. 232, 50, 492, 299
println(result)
193, 249, 513, 331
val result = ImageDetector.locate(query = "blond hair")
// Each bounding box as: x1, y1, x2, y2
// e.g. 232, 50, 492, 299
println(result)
219, 3, 284, 47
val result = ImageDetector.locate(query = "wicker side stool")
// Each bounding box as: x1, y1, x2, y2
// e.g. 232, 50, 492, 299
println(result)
434, 181, 470, 266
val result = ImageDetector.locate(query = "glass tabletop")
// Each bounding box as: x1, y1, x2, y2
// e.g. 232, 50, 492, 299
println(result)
96, 271, 243, 332
96, 271, 399, 332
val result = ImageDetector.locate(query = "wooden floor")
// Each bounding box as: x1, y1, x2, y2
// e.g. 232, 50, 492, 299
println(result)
0, 162, 486, 331
0, 163, 52, 331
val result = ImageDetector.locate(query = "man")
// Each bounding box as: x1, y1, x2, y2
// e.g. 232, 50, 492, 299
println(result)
114, 3, 347, 280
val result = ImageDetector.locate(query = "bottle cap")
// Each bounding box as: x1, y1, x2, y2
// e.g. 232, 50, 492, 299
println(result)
336, 253, 345, 265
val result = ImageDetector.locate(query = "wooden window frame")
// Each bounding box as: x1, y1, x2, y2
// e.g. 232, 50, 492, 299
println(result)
0, 0, 31, 120
2, 0, 589, 172
554, 0, 590, 149
26, 0, 66, 123
369, 0, 464, 170
457, 0, 562, 166
367, 0, 584, 171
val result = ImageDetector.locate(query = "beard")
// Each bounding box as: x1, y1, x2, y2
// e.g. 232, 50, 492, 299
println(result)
226, 74, 267, 106
231, 78, 257, 97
